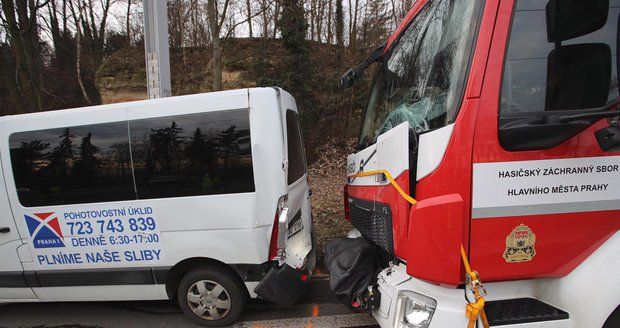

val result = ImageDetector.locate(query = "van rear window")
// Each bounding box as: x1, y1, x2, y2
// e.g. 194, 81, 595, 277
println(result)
286, 110, 306, 184
130, 110, 255, 199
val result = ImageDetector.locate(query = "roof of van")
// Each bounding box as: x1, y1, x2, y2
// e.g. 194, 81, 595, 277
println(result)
0, 87, 285, 124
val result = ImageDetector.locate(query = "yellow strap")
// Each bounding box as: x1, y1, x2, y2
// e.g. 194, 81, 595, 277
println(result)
460, 244, 473, 273
466, 298, 486, 328
461, 244, 490, 328
348, 168, 488, 328
347, 170, 418, 205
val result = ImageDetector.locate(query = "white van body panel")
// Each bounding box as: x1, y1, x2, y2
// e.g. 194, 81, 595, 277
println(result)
246, 88, 289, 260
0, 132, 36, 300
32, 285, 167, 301
0, 88, 312, 303
274, 90, 313, 270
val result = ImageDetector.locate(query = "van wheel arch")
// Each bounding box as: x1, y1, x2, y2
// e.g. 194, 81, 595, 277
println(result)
165, 257, 249, 300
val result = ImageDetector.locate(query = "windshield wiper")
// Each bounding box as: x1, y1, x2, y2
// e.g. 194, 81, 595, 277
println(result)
560, 97, 620, 123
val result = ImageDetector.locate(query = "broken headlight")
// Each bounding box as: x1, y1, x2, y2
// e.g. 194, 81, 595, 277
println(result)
394, 291, 437, 328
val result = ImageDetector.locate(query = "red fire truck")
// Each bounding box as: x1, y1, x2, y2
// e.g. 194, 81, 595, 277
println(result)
327, 0, 620, 327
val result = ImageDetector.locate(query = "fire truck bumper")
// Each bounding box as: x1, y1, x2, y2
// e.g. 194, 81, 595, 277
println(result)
373, 264, 469, 328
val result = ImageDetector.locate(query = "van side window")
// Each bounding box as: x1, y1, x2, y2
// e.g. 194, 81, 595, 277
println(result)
129, 109, 255, 199
286, 110, 306, 184
9, 122, 135, 207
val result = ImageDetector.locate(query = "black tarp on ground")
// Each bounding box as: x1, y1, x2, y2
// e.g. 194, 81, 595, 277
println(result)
324, 237, 379, 310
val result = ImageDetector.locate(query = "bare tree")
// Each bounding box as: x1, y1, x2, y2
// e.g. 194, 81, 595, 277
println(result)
335, 0, 343, 63
168, 0, 189, 47
348, 0, 359, 47
260, 0, 269, 37
206, 0, 230, 91
272, 0, 279, 38
315, 0, 325, 43
308, 0, 314, 40
389, 0, 411, 28
47, 0, 73, 69
361, 0, 389, 48
326, 0, 332, 43
68, 0, 91, 103
245, 0, 252, 37
125, 0, 132, 46
83, 0, 113, 64
0, 0, 47, 112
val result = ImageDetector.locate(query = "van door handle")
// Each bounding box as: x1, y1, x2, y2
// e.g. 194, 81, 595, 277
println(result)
0, 227, 10, 233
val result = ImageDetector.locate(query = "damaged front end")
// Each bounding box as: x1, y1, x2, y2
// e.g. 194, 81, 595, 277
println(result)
325, 231, 384, 312
254, 197, 316, 307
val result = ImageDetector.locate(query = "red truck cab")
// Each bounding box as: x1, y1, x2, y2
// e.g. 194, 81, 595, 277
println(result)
327, 0, 620, 327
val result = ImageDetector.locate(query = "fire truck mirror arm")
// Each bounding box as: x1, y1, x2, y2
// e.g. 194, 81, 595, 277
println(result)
340, 44, 385, 90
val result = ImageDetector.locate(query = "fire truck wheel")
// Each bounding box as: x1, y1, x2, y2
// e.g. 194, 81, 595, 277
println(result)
178, 267, 246, 327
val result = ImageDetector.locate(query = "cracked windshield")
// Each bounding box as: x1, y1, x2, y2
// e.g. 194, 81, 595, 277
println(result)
358, 0, 479, 148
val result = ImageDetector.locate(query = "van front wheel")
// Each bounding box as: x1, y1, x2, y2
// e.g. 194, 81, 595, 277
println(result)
178, 267, 246, 326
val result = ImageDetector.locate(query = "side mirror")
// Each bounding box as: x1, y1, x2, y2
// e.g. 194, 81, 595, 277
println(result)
545, 43, 612, 111
341, 68, 361, 90
546, 0, 608, 42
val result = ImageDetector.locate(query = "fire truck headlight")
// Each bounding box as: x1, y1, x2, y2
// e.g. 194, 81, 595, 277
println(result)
395, 291, 437, 328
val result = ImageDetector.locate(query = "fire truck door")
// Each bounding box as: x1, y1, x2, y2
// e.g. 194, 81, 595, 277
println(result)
470, 0, 620, 281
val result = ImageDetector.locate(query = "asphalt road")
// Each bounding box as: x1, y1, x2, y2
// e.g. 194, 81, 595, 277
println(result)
0, 278, 379, 328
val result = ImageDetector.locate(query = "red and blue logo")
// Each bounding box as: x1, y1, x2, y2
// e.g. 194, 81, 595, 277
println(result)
24, 213, 65, 249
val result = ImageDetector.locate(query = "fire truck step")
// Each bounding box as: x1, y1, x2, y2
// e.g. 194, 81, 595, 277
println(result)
485, 297, 569, 326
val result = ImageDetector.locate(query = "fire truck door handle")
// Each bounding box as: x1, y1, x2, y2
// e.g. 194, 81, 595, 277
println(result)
0, 227, 10, 233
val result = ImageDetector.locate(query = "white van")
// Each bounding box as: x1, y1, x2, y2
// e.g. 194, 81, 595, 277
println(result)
0, 87, 315, 326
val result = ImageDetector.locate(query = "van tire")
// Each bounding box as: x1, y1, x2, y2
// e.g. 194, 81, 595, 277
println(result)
177, 267, 246, 327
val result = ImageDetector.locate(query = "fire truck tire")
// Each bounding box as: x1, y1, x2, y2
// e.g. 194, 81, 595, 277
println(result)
603, 304, 620, 328
178, 267, 246, 327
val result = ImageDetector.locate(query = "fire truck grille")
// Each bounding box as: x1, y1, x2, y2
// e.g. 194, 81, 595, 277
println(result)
348, 197, 394, 254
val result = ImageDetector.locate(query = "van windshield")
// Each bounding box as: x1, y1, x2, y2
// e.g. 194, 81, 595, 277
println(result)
358, 0, 480, 149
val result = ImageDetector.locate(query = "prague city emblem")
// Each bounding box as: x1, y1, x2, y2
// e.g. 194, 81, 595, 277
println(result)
503, 224, 536, 263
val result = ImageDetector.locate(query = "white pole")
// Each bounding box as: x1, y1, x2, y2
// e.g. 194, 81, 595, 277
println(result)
143, 0, 172, 98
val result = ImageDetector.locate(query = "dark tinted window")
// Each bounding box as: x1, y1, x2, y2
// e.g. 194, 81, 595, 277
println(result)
501, 1, 618, 114
129, 110, 254, 199
9, 122, 135, 207
286, 110, 306, 183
